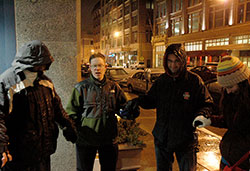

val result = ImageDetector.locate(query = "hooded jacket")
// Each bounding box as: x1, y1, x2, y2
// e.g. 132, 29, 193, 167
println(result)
0, 40, 76, 164
137, 44, 213, 150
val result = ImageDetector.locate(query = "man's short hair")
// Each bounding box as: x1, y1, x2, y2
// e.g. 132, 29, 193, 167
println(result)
89, 53, 106, 63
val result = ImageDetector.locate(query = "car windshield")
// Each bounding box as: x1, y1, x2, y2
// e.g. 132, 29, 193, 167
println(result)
109, 69, 127, 76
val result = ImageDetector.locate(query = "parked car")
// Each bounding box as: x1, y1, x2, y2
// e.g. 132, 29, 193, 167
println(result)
105, 67, 129, 87
130, 61, 145, 70
127, 69, 164, 94
204, 62, 218, 73
190, 66, 216, 82
81, 63, 90, 77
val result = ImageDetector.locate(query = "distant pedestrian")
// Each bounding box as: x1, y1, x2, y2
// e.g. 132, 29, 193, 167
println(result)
66, 53, 139, 171
198, 56, 250, 170
125, 44, 213, 171
0, 40, 77, 171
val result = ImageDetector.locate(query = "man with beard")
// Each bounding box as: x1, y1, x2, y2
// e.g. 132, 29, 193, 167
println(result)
125, 44, 213, 171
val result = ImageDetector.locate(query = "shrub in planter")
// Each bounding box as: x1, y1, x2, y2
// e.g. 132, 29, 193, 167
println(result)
115, 118, 148, 147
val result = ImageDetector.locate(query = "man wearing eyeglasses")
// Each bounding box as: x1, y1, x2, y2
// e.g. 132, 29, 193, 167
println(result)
66, 53, 135, 171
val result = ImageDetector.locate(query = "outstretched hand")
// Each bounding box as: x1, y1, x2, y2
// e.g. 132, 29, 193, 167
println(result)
120, 99, 140, 120
192, 115, 211, 128
1, 151, 12, 168
63, 126, 77, 143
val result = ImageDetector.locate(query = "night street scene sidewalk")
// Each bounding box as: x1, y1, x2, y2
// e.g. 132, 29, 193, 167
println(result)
113, 93, 227, 171
2, 0, 249, 170
136, 108, 226, 171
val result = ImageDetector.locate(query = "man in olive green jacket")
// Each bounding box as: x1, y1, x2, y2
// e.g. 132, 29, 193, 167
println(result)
66, 53, 133, 171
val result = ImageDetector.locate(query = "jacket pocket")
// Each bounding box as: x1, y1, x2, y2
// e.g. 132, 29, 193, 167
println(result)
82, 102, 100, 118
12, 130, 42, 164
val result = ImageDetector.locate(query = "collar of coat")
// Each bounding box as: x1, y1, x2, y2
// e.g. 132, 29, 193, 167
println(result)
90, 74, 107, 86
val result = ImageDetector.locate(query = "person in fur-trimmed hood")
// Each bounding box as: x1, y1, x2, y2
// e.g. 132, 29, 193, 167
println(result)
0, 40, 77, 171
125, 44, 213, 171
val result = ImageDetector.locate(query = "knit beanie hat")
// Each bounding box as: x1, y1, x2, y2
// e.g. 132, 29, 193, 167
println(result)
217, 56, 250, 87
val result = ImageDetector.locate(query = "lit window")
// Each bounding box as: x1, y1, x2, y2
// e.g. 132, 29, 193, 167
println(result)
234, 35, 250, 44
185, 41, 202, 51
205, 38, 229, 50
188, 12, 201, 33
171, 17, 182, 36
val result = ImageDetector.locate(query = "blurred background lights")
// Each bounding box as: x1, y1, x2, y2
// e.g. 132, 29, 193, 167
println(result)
114, 31, 120, 37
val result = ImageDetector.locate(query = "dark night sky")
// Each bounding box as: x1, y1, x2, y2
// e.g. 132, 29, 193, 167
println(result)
82, 0, 99, 34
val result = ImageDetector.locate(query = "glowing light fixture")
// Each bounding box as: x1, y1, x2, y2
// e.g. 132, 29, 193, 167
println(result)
114, 31, 120, 37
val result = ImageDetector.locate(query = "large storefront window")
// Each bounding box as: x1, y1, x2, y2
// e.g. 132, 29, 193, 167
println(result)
156, 45, 165, 67
185, 41, 203, 67
239, 50, 250, 68
205, 38, 229, 50
185, 41, 202, 51
234, 34, 250, 44
239, 55, 250, 68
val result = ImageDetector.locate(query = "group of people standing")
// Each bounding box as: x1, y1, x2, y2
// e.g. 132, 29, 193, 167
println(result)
0, 40, 249, 171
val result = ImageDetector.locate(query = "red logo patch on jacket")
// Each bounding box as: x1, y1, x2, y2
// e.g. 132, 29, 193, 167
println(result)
183, 92, 190, 100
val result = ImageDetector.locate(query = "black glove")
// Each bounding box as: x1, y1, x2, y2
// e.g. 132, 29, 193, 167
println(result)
63, 126, 77, 143
120, 99, 140, 120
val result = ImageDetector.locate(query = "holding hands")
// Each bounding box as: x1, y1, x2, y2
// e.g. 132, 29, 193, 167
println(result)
120, 99, 140, 120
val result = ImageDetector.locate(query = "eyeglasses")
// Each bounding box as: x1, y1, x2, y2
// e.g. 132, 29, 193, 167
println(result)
90, 64, 105, 69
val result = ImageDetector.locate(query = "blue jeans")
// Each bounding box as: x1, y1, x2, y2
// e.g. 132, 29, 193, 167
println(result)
154, 140, 197, 171
76, 143, 118, 171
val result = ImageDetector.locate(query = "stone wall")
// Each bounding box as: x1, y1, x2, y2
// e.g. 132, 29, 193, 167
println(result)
15, 0, 77, 106
15, 1, 79, 170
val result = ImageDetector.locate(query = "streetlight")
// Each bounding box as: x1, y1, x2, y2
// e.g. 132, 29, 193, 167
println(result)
114, 31, 120, 38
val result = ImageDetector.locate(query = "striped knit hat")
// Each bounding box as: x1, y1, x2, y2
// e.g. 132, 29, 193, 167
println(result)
217, 56, 250, 87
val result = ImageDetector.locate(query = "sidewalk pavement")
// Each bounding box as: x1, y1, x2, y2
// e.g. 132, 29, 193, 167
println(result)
139, 128, 226, 171
137, 108, 227, 171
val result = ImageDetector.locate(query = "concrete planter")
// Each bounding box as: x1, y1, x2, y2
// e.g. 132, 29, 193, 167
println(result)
116, 144, 143, 171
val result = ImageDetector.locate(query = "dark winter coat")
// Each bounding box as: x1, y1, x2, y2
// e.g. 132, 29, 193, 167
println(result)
0, 40, 76, 165
137, 44, 213, 151
211, 80, 250, 170
66, 74, 127, 146
138, 71, 213, 150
